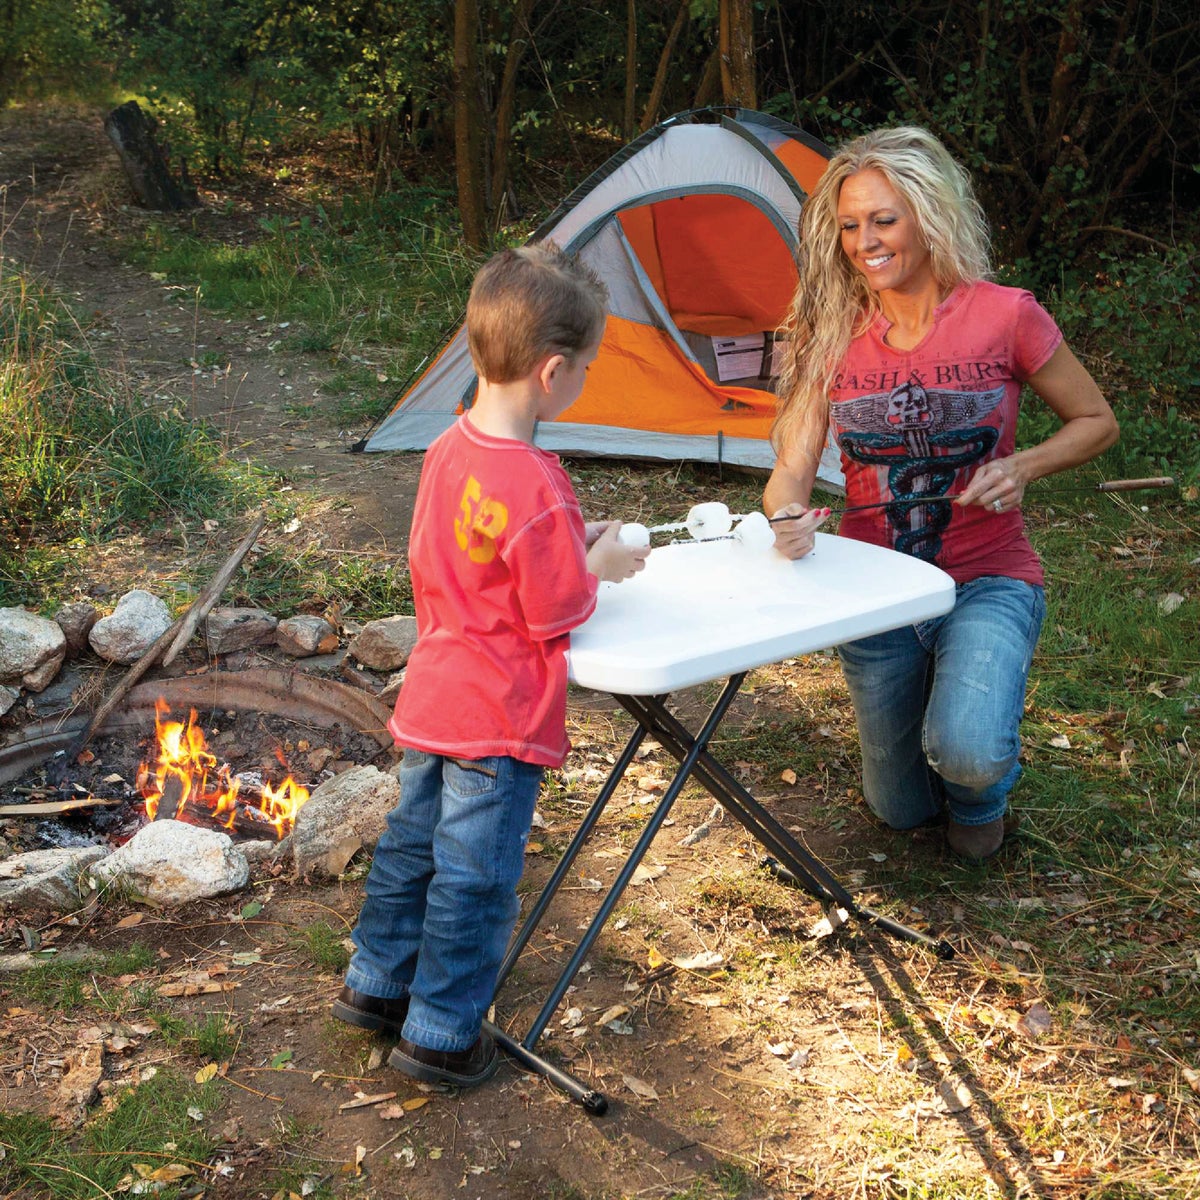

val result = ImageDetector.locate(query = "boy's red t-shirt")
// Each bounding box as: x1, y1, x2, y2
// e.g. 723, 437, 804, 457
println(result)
389, 416, 599, 768
829, 281, 1062, 585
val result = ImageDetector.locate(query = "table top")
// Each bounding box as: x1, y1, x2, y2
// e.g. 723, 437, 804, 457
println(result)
567, 532, 956, 694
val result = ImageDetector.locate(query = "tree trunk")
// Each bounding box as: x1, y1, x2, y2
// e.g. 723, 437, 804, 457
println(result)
693, 45, 721, 108
624, 0, 638, 139
454, 0, 487, 247
490, 0, 537, 223
639, 0, 689, 132
719, 0, 757, 109
103, 101, 200, 211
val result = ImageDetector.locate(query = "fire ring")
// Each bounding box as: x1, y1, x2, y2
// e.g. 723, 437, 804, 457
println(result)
0, 667, 395, 787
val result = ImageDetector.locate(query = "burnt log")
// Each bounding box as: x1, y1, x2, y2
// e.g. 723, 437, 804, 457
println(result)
103, 100, 199, 211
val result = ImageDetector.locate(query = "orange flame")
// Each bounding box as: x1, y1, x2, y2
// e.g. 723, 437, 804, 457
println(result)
140, 699, 308, 838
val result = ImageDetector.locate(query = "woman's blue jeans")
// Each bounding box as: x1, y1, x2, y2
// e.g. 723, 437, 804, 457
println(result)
344, 748, 542, 1052
836, 576, 1045, 831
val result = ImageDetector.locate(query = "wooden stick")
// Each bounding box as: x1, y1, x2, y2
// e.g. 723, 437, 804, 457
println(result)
769, 476, 1178, 521
0, 796, 125, 817
162, 510, 268, 666
54, 510, 268, 775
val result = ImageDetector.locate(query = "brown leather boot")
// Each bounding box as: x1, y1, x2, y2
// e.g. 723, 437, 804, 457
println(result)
946, 816, 1005, 862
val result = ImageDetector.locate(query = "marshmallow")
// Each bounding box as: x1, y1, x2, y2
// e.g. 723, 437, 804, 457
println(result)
617, 522, 651, 548
733, 511, 775, 551
685, 502, 733, 540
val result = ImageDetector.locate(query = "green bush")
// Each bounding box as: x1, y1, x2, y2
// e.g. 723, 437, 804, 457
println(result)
1014, 246, 1200, 485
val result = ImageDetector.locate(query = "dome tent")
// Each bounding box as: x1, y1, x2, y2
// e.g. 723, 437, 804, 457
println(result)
356, 108, 842, 487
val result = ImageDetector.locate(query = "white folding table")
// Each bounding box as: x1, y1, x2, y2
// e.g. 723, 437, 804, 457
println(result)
485, 532, 957, 1111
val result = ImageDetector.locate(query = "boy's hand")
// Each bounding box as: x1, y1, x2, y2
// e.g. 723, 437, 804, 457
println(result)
587, 522, 650, 582
583, 520, 614, 548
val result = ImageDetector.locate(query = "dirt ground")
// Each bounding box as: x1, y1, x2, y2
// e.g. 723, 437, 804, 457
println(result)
1, 109, 1180, 1200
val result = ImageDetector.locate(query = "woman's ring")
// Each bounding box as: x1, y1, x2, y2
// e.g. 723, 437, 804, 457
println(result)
992, 499, 1004, 512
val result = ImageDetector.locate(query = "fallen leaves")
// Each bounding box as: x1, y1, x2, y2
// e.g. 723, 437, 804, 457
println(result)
1016, 1002, 1053, 1041
338, 1090, 397, 1111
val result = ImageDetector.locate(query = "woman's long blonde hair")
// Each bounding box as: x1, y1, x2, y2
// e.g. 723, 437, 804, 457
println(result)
772, 126, 992, 466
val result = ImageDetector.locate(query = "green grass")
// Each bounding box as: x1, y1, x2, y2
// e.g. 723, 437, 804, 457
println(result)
118, 193, 484, 426
0, 1069, 221, 1199
7, 944, 156, 1012
0, 269, 275, 607
287, 920, 352, 974
154, 1011, 240, 1061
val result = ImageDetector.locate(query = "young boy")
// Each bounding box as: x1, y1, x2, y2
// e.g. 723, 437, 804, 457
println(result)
333, 243, 649, 1088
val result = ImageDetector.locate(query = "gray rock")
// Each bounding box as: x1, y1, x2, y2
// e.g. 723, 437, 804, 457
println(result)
91, 820, 249, 904
205, 607, 279, 655
276, 614, 339, 658
0, 607, 67, 691
348, 615, 419, 671
291, 764, 400, 878
55, 602, 99, 657
0, 684, 20, 716
0, 847, 109, 912
89, 591, 172, 663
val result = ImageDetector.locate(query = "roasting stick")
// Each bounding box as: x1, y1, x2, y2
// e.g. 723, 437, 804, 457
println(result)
51, 510, 269, 781
768, 476, 1177, 521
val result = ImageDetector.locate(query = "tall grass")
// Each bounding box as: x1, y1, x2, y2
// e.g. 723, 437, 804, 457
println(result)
0, 269, 273, 606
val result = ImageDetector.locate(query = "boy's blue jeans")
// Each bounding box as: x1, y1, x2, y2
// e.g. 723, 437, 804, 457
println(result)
836, 576, 1046, 831
345, 748, 543, 1052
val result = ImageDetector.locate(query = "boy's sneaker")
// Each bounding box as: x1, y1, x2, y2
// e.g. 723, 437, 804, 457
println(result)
389, 1031, 500, 1088
332, 987, 409, 1036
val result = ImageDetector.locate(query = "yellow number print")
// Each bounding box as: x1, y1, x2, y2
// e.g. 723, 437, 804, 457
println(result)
453, 476, 509, 564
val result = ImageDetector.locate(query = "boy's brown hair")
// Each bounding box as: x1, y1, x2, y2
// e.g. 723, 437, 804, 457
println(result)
466, 242, 608, 383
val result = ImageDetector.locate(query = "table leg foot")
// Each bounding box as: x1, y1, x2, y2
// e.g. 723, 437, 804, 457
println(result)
483, 1019, 609, 1115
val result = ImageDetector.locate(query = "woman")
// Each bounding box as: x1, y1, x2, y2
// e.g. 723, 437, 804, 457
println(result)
765, 127, 1117, 861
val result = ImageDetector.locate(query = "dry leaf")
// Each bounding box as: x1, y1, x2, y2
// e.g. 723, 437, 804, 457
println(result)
1017, 1002, 1053, 1040
646, 946, 667, 969
114, 913, 144, 929
780, 768, 797, 785
134, 1163, 192, 1183
401, 1096, 430, 1112
195, 1063, 219, 1083
1182, 1067, 1200, 1094
378, 1103, 407, 1120
1158, 592, 1185, 615
323, 835, 362, 877
935, 1080, 974, 1114
623, 1074, 659, 1100
683, 993, 725, 1008
630, 862, 667, 885
809, 907, 849, 939
672, 950, 724, 971
596, 1004, 630, 1027
339, 1091, 397, 1111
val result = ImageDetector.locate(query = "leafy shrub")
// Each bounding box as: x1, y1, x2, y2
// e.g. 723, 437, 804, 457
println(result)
1014, 246, 1200, 485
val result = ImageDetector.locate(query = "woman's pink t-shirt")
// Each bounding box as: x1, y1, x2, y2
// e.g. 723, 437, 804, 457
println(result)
829, 280, 1062, 585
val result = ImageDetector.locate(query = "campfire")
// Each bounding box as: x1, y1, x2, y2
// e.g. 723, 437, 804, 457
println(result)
137, 699, 309, 839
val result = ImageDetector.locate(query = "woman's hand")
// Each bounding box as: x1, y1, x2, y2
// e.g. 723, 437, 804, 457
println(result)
955, 456, 1030, 514
586, 522, 650, 582
768, 503, 831, 560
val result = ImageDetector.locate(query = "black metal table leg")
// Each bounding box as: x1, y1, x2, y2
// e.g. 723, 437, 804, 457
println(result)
491, 671, 953, 1111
